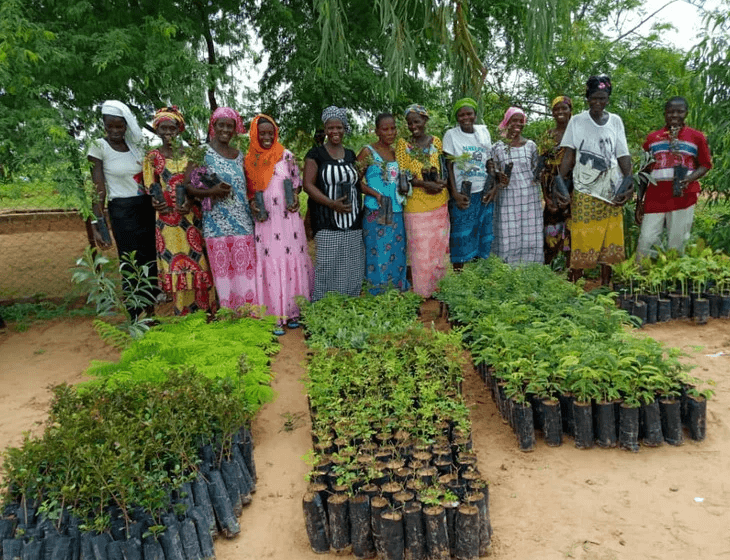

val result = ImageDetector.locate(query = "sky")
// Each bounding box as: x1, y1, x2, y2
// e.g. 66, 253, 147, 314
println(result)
628, 0, 722, 52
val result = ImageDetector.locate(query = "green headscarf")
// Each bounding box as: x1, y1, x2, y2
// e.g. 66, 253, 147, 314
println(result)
452, 97, 478, 122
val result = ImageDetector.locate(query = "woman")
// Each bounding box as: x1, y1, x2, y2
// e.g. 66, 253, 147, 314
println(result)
491, 107, 543, 264
245, 114, 313, 330
357, 112, 409, 294
395, 104, 450, 297
539, 96, 573, 266
143, 106, 216, 315
185, 107, 257, 310
87, 100, 158, 319
303, 106, 364, 301
443, 98, 495, 268
557, 75, 633, 284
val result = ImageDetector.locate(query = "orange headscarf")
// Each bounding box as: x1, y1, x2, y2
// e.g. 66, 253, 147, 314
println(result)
244, 114, 285, 198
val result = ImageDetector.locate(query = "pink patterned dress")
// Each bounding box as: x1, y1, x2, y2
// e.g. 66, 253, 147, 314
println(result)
202, 147, 258, 309
253, 151, 313, 321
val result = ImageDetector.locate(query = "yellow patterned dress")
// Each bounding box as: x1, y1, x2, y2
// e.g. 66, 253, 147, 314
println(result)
570, 191, 624, 268
395, 136, 450, 297
143, 150, 216, 314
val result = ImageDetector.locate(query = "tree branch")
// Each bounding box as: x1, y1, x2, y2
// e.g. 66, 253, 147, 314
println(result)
608, 0, 678, 47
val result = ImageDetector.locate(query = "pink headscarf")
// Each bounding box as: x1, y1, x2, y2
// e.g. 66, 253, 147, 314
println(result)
498, 107, 527, 137
208, 107, 245, 139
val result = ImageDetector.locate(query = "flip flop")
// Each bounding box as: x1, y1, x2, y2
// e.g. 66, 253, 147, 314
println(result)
273, 326, 286, 336
287, 318, 300, 329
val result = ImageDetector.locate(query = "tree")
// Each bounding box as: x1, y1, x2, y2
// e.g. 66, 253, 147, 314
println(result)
0, 0, 254, 211
251, 0, 570, 138
690, 2, 730, 200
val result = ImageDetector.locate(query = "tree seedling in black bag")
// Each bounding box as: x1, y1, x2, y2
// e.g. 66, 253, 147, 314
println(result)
175, 184, 186, 210
253, 190, 269, 222
552, 174, 571, 207
482, 170, 497, 204
337, 181, 351, 206
200, 172, 221, 189
94, 213, 113, 246
673, 165, 688, 197
283, 178, 295, 208
149, 183, 166, 205
397, 172, 410, 196
533, 154, 546, 182
503, 162, 513, 182
377, 196, 393, 225
429, 166, 439, 182
439, 154, 449, 182
613, 174, 634, 203
460, 180, 473, 197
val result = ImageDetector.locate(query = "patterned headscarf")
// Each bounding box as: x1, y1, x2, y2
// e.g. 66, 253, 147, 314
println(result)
244, 114, 285, 197
551, 96, 572, 110
321, 106, 351, 134
100, 100, 144, 159
498, 107, 527, 137
452, 98, 478, 121
152, 106, 185, 132
404, 104, 429, 118
586, 75, 612, 98
208, 107, 245, 139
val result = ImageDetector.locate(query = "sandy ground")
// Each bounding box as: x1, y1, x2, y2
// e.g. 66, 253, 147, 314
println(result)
1, 304, 729, 559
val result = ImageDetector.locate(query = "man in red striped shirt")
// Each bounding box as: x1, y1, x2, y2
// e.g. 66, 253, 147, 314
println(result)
636, 97, 712, 258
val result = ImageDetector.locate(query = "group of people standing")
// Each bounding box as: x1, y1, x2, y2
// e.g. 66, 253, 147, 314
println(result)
88, 103, 312, 333
87, 74, 712, 325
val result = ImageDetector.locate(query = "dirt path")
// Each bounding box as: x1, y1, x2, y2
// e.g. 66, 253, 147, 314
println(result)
1, 310, 729, 559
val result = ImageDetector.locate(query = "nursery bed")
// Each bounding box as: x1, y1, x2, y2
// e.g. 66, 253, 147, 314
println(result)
2, 308, 730, 559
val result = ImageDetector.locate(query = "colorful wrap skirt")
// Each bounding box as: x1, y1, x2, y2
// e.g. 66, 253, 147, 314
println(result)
205, 234, 257, 309
448, 192, 494, 264
404, 204, 450, 297
570, 191, 625, 269
363, 208, 409, 295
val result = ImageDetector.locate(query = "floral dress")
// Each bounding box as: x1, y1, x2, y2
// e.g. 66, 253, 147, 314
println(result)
252, 150, 314, 321
143, 150, 216, 315
362, 146, 409, 294
395, 136, 450, 297
202, 147, 257, 310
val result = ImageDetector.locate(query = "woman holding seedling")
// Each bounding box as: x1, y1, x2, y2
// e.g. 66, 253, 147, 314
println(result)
557, 75, 633, 285
245, 114, 313, 334
143, 106, 216, 316
539, 96, 574, 266
357, 112, 409, 294
303, 106, 364, 301
87, 100, 158, 319
185, 107, 258, 310
491, 106, 543, 264
395, 104, 450, 297
443, 97, 496, 268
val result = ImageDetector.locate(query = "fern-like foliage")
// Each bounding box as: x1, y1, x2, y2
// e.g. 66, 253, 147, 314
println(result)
92, 319, 132, 351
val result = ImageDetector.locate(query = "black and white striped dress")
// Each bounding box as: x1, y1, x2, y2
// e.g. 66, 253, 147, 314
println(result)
305, 145, 365, 301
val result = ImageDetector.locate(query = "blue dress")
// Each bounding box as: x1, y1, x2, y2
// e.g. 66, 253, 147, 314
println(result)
362, 146, 410, 294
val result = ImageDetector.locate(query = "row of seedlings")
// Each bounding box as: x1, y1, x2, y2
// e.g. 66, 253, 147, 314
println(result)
1, 312, 279, 560
298, 291, 492, 559
437, 258, 711, 452
613, 244, 730, 325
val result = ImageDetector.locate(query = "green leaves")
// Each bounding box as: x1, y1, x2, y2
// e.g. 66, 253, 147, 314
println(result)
438, 257, 702, 406
298, 289, 422, 349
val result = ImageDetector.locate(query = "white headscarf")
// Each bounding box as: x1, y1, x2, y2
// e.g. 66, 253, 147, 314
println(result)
100, 100, 144, 159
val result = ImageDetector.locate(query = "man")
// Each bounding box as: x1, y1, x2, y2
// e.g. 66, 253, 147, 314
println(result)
636, 97, 712, 257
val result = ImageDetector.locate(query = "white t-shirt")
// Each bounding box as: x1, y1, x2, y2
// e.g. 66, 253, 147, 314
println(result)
560, 111, 630, 203
88, 139, 144, 201
442, 124, 492, 194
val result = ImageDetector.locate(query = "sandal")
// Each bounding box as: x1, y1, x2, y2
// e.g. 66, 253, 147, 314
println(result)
286, 318, 300, 329
273, 326, 286, 336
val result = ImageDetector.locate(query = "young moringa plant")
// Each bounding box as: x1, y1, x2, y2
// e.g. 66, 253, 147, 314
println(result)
72, 246, 158, 339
